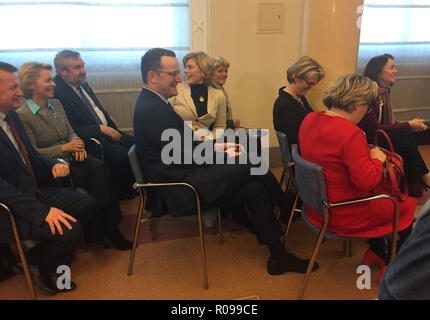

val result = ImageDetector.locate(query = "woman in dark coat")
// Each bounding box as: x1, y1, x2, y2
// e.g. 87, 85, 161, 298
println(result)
273, 56, 325, 148
358, 54, 430, 196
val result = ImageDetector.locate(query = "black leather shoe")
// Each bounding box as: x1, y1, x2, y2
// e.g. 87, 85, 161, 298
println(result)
110, 233, 132, 251
107, 227, 132, 250
267, 253, 319, 275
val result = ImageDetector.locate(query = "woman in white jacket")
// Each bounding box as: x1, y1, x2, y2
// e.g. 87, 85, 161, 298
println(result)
169, 51, 226, 140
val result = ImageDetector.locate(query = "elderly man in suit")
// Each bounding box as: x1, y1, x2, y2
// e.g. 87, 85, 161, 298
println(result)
0, 62, 96, 294
133, 48, 318, 276
53, 49, 135, 198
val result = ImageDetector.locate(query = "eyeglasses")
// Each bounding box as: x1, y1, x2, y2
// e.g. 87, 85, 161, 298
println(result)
154, 70, 181, 77
303, 79, 318, 87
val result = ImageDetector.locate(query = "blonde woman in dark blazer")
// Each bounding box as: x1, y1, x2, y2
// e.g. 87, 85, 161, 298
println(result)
17, 61, 131, 250
169, 52, 226, 140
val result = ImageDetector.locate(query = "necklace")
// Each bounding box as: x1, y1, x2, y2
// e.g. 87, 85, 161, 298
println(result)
191, 84, 207, 103
325, 110, 346, 119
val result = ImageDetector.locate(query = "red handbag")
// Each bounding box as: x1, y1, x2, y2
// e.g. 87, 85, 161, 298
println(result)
369, 129, 408, 201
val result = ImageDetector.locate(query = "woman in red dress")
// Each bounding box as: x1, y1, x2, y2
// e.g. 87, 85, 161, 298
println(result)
299, 73, 416, 280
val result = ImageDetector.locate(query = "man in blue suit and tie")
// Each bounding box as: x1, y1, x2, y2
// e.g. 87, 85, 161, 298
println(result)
53, 50, 135, 198
0, 62, 96, 295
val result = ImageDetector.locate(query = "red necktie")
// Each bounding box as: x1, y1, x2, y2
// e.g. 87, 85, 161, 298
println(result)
5, 115, 42, 194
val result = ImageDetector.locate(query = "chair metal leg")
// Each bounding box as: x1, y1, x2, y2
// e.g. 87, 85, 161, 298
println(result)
217, 209, 224, 245
8, 213, 36, 300
195, 198, 209, 290
128, 190, 146, 276
297, 228, 326, 300
297, 206, 329, 300
283, 192, 299, 246
286, 165, 294, 194
342, 239, 353, 257
279, 168, 286, 190
389, 197, 399, 262
151, 219, 160, 241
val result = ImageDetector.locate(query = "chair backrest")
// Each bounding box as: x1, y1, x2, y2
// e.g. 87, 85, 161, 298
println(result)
128, 145, 145, 184
276, 130, 292, 168
291, 144, 327, 215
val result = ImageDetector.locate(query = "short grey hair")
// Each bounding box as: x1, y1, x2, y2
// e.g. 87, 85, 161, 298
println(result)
287, 56, 325, 84
323, 73, 378, 112
54, 49, 81, 73
18, 62, 52, 99
212, 56, 230, 70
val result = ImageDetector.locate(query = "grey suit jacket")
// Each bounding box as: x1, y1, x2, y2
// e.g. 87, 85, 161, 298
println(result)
169, 82, 226, 139
17, 99, 79, 159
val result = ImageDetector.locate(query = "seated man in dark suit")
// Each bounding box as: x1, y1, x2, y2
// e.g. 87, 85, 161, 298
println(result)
0, 62, 96, 295
53, 49, 135, 198
133, 48, 318, 276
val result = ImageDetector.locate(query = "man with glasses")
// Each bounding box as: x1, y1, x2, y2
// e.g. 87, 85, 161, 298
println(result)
53, 50, 135, 199
134, 48, 317, 276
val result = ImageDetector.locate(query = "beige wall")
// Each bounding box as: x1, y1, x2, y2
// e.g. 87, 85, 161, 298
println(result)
210, 0, 363, 147
302, 0, 364, 111
210, 0, 305, 147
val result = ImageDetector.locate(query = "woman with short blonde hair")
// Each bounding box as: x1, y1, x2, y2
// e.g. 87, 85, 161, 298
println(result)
182, 52, 215, 87
170, 51, 226, 139
323, 72, 378, 112
273, 56, 325, 149
299, 73, 416, 282
286, 56, 325, 84
18, 62, 52, 99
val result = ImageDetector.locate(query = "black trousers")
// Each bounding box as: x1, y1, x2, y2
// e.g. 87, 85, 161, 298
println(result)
26, 187, 96, 272
69, 155, 122, 240
200, 168, 284, 245
372, 129, 429, 185
98, 133, 135, 195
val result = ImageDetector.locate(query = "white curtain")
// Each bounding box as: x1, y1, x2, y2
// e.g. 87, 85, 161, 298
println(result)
0, 0, 190, 131
357, 0, 430, 122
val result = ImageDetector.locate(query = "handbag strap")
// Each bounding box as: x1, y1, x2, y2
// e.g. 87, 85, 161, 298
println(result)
374, 129, 395, 153
385, 154, 409, 201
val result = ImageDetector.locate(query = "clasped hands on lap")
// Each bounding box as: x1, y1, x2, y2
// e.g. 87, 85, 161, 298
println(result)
409, 118, 427, 132
215, 142, 245, 158
61, 138, 87, 162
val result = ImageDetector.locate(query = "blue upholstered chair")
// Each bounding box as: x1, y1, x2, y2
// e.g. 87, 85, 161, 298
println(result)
290, 144, 400, 299
275, 130, 294, 192
126, 145, 223, 290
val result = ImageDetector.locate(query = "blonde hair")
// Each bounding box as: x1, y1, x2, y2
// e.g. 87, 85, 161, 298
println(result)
287, 56, 325, 84
183, 52, 214, 86
323, 73, 378, 112
18, 62, 52, 99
